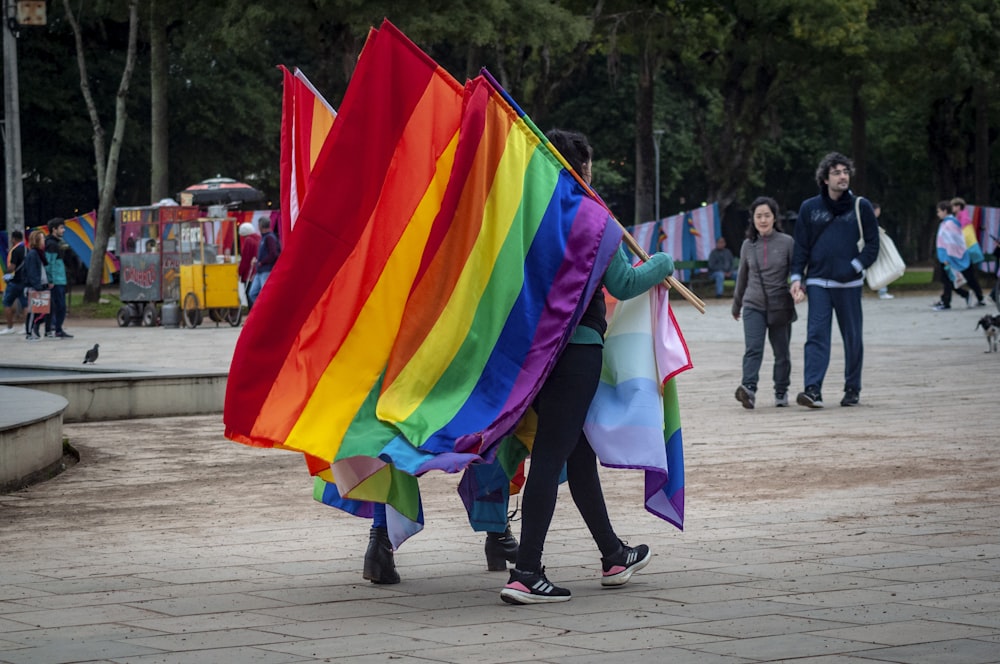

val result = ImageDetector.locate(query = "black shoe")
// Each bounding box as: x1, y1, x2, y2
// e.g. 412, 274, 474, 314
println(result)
932, 302, 951, 311
362, 526, 400, 584
57, 331, 74, 339
840, 389, 860, 407
775, 392, 789, 407
796, 386, 824, 408
485, 525, 519, 571
977, 299, 987, 307
734, 384, 755, 410
601, 542, 651, 587
500, 567, 571, 604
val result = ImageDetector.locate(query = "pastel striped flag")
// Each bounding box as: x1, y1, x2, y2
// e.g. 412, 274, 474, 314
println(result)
584, 284, 691, 529
225, 21, 620, 545
278, 66, 337, 239
63, 210, 118, 284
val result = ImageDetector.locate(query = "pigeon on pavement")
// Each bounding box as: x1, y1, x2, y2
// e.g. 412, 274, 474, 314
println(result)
83, 344, 100, 364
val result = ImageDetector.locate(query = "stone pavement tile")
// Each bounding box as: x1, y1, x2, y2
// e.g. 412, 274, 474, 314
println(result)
643, 598, 822, 621
537, 625, 728, 652
549, 648, 753, 664
512, 606, 693, 633
0, 638, 164, 664
740, 573, 889, 595
0, 604, 164, 629
250, 614, 418, 640
786, 602, 992, 627
123, 627, 302, 651
631, 581, 789, 604
856, 638, 1000, 664
256, 632, 453, 659
904, 592, 1000, 613
121, 610, 294, 634
810, 618, 996, 647
124, 593, 292, 617
666, 614, 857, 639
875, 579, 1000, 602
122, 646, 314, 663
851, 562, 1000, 584
681, 633, 880, 660
390, 640, 598, 664
10, 589, 171, 611
251, 599, 424, 623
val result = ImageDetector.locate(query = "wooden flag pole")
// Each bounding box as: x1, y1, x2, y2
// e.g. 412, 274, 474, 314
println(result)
616, 222, 706, 314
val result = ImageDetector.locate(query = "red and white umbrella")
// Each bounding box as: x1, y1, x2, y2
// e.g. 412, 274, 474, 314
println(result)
177, 177, 265, 207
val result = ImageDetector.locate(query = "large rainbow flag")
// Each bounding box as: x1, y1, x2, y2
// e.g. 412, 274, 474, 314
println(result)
63, 211, 118, 284
278, 66, 337, 239
225, 21, 623, 545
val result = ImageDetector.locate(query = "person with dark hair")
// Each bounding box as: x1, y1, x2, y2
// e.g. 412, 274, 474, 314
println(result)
790, 152, 879, 408
247, 217, 281, 306
732, 196, 795, 409
1, 230, 27, 335
708, 237, 735, 298
44, 218, 73, 338
933, 200, 985, 310
500, 128, 675, 605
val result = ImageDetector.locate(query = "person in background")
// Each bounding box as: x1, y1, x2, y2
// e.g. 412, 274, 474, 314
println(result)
237, 222, 261, 305
22, 230, 51, 341
707, 237, 735, 298
933, 200, 985, 310
247, 218, 281, 306
500, 129, 674, 605
790, 152, 879, 409
732, 196, 795, 409
873, 203, 894, 300
1, 230, 26, 335
44, 218, 73, 338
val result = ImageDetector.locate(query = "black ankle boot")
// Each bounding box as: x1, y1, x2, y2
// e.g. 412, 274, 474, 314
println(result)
363, 526, 400, 584
485, 525, 519, 571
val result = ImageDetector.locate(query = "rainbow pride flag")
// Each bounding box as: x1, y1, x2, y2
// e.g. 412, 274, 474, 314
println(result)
278, 66, 337, 239
584, 284, 690, 529
225, 21, 620, 544
63, 210, 118, 284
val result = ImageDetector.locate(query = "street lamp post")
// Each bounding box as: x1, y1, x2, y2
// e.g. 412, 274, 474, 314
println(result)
653, 129, 665, 222
3, 0, 25, 234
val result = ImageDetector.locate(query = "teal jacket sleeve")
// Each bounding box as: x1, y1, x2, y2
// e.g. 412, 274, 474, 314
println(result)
603, 246, 674, 300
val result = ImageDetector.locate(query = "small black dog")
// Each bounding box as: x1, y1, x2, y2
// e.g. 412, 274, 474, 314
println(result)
975, 315, 1000, 353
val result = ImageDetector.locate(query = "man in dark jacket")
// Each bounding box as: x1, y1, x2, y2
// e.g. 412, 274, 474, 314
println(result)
789, 152, 879, 408
44, 218, 73, 338
1, 230, 26, 334
247, 217, 281, 306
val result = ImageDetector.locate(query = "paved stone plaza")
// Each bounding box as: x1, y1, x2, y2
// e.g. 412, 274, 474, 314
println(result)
1, 291, 999, 663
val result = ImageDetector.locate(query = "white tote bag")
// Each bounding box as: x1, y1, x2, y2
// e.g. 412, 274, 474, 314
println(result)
856, 197, 905, 291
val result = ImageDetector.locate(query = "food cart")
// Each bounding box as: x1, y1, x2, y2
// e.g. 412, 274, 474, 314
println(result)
115, 206, 243, 327
115, 205, 201, 326
177, 218, 242, 328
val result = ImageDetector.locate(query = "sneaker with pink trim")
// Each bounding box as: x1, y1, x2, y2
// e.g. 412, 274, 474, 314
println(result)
500, 567, 571, 604
601, 542, 651, 586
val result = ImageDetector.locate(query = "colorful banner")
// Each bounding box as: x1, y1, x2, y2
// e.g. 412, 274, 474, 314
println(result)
63, 210, 118, 284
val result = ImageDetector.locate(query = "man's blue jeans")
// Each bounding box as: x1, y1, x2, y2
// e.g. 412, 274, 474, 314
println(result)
803, 285, 863, 393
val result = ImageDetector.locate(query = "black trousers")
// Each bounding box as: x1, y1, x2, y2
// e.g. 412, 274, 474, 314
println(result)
941, 265, 984, 306
515, 343, 620, 573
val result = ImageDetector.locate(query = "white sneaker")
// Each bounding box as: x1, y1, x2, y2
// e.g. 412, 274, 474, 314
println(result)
878, 292, 894, 300
0, 327, 16, 335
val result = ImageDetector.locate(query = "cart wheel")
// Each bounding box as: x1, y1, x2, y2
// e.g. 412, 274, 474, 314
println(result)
224, 307, 243, 327
208, 308, 224, 324
142, 303, 158, 327
116, 306, 131, 327
182, 292, 203, 328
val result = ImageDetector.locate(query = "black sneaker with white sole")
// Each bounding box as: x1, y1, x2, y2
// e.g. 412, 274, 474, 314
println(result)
796, 386, 823, 408
601, 542, 651, 587
500, 568, 571, 604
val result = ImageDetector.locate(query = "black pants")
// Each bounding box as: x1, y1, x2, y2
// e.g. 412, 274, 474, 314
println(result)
515, 343, 620, 573
941, 265, 984, 306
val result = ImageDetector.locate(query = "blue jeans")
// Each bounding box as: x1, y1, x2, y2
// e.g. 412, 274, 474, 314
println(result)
44, 284, 66, 334
247, 271, 271, 305
740, 307, 791, 395
803, 285, 863, 393
710, 270, 728, 296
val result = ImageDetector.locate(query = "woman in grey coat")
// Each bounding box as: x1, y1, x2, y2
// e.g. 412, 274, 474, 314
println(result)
731, 196, 796, 409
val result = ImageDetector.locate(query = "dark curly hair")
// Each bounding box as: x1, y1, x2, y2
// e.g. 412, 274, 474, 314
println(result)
814, 152, 853, 188
546, 129, 592, 174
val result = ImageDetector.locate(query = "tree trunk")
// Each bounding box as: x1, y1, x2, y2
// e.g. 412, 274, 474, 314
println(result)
150, 0, 169, 203
633, 42, 656, 225
63, 0, 140, 303
851, 83, 867, 195
974, 83, 989, 203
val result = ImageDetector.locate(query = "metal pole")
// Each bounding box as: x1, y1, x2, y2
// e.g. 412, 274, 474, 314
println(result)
653, 129, 664, 222
3, 0, 25, 235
